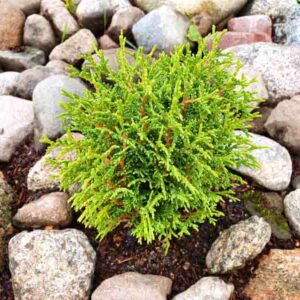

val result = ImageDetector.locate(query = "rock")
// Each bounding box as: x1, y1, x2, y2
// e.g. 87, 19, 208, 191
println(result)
235, 132, 292, 191
98, 34, 119, 50
27, 133, 84, 191
265, 96, 300, 154
248, 106, 272, 134
41, 0, 79, 38
242, 191, 292, 240
14, 66, 63, 100
32, 75, 86, 146
91, 272, 172, 300
243, 0, 300, 45
9, 229, 96, 300
0, 72, 20, 95
228, 15, 272, 38
106, 7, 145, 41
228, 42, 300, 105
13, 192, 72, 228
46, 59, 70, 73
206, 216, 271, 274
292, 175, 300, 190
244, 249, 300, 299
0, 47, 45, 72
23, 14, 56, 55
49, 29, 97, 65
1, 0, 41, 15
0, 96, 34, 162
284, 190, 300, 237
0, 3, 25, 50
208, 31, 271, 50
132, 6, 190, 53
135, 0, 248, 36
76, 0, 131, 34
173, 277, 234, 300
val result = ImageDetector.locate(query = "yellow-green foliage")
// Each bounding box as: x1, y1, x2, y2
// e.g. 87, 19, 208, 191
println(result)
46, 33, 260, 250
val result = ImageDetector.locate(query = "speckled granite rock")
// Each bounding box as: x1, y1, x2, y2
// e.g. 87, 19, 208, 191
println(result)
206, 216, 271, 274
284, 189, 300, 237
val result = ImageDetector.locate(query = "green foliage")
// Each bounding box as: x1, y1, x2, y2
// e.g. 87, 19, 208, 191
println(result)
64, 0, 77, 14
46, 33, 260, 250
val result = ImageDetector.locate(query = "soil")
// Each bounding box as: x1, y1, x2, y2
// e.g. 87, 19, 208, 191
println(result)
0, 136, 297, 300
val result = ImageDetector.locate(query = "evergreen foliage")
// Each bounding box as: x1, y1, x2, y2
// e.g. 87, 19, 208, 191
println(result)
45, 33, 260, 250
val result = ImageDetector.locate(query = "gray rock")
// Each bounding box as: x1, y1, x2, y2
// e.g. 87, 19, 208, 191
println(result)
265, 96, 300, 154
0, 96, 34, 162
106, 7, 145, 41
32, 75, 86, 146
235, 132, 292, 191
206, 216, 271, 274
243, 0, 300, 45
13, 192, 72, 228
0, 47, 45, 72
46, 59, 70, 73
24, 14, 56, 55
0, 72, 20, 95
284, 190, 300, 237
27, 133, 84, 191
76, 0, 131, 34
49, 29, 97, 65
1, 0, 41, 15
292, 175, 300, 190
9, 229, 96, 300
41, 0, 79, 38
92, 272, 172, 300
172, 277, 234, 300
14, 66, 63, 100
228, 43, 300, 104
132, 6, 190, 53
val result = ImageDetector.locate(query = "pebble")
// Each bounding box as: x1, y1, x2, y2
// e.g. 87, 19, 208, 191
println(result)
284, 190, 300, 237
0, 72, 20, 96
3, 0, 41, 15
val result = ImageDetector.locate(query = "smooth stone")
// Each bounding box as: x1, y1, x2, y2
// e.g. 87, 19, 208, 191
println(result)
206, 216, 271, 273
172, 277, 234, 300
24, 14, 56, 55
98, 34, 119, 50
13, 192, 72, 228
0, 96, 34, 162
235, 132, 292, 191
106, 6, 145, 41
76, 0, 131, 34
32, 75, 86, 146
0, 72, 20, 95
0, 0, 41, 15
284, 189, 300, 237
0, 3, 25, 50
9, 229, 96, 300
14, 66, 63, 100
265, 96, 300, 154
0, 47, 45, 72
244, 249, 300, 299
132, 6, 190, 53
46, 59, 70, 73
49, 29, 97, 65
91, 272, 172, 300
228, 43, 300, 105
41, 0, 79, 37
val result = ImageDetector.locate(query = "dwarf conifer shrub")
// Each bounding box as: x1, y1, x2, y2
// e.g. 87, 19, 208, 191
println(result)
46, 33, 260, 249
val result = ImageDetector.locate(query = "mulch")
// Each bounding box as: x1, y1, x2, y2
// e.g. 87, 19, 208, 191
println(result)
0, 135, 297, 300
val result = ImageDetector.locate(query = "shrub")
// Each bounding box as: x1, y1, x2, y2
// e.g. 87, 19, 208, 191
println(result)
45, 33, 260, 250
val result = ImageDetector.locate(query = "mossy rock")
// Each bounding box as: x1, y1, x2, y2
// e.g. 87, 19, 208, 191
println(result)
241, 191, 292, 240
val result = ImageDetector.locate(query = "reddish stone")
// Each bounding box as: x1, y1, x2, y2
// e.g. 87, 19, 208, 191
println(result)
208, 31, 272, 50
228, 15, 272, 39
98, 34, 119, 50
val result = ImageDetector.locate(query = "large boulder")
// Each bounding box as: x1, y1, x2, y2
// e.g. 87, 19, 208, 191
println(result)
132, 6, 190, 53
228, 43, 300, 105
265, 96, 300, 154
9, 229, 96, 300
13, 192, 72, 228
32, 75, 86, 147
92, 272, 172, 300
134, 0, 248, 36
206, 216, 271, 274
0, 96, 34, 162
0, 3, 25, 50
235, 132, 292, 191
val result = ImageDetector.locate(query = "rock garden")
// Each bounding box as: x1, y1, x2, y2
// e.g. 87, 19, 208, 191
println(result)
1, 0, 300, 299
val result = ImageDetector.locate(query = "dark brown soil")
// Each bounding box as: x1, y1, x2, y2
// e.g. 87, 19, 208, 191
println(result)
0, 136, 296, 300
